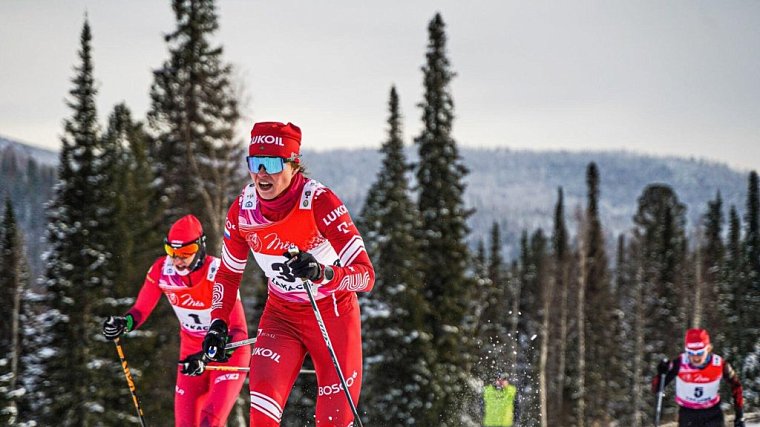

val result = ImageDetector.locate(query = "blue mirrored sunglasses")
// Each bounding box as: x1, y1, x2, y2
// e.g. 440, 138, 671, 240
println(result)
247, 156, 285, 174
685, 348, 706, 357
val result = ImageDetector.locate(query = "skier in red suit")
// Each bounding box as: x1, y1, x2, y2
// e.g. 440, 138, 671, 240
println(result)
103, 214, 250, 427
652, 328, 745, 427
201, 121, 375, 426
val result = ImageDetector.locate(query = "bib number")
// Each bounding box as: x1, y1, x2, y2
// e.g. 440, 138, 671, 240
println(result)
272, 262, 296, 283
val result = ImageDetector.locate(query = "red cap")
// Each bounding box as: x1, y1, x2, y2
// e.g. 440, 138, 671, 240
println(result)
684, 328, 710, 350
248, 122, 302, 162
167, 214, 203, 246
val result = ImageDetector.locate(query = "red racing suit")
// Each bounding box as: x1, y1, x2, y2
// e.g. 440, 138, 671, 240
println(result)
211, 173, 375, 426
652, 353, 744, 426
127, 255, 250, 427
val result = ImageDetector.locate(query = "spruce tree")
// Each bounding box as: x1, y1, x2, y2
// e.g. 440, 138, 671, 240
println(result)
148, 0, 244, 250
475, 222, 510, 383
0, 199, 28, 425
634, 184, 688, 350
699, 192, 725, 333
414, 13, 476, 425
630, 184, 688, 424
582, 163, 615, 425
94, 104, 175, 423
741, 171, 760, 404
612, 233, 637, 425
550, 187, 570, 426
358, 86, 434, 425
720, 207, 744, 362
515, 229, 549, 427
37, 17, 106, 425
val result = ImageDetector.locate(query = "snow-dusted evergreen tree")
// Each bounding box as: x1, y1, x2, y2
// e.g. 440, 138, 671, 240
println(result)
414, 13, 477, 425
36, 17, 107, 425
720, 206, 745, 362
474, 223, 510, 383
100, 104, 163, 286
536, 228, 555, 427
582, 163, 616, 425
92, 103, 175, 423
358, 86, 435, 426
550, 187, 571, 426
0, 199, 28, 425
741, 171, 760, 405
699, 192, 725, 333
635, 184, 689, 351
613, 233, 639, 426
629, 183, 688, 424
514, 229, 549, 426
148, 0, 244, 250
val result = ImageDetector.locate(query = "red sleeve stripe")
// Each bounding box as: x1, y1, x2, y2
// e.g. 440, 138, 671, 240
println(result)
222, 244, 247, 273
339, 235, 365, 266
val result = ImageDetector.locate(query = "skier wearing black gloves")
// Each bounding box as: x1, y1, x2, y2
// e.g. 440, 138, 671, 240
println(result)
103, 215, 250, 427
202, 121, 375, 426
652, 328, 745, 427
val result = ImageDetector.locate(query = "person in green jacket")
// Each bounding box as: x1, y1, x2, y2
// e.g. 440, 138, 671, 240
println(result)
482, 373, 520, 427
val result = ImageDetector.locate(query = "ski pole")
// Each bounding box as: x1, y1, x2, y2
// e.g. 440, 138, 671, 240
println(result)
203, 365, 316, 375
654, 359, 667, 427
287, 247, 364, 427
114, 338, 148, 427
226, 336, 257, 350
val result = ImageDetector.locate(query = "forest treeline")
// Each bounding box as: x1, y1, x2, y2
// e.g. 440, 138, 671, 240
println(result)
1, 1, 758, 426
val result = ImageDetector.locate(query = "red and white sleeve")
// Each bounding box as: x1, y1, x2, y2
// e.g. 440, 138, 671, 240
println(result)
211, 197, 249, 324
127, 258, 165, 329
312, 188, 375, 293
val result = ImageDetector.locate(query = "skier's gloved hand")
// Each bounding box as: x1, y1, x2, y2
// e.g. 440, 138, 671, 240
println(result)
202, 319, 229, 362
734, 418, 744, 427
102, 314, 134, 340
179, 351, 209, 376
283, 249, 326, 282
657, 358, 670, 375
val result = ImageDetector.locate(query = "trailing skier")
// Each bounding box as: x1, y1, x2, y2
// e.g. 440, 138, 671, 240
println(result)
651, 328, 745, 427
103, 215, 250, 427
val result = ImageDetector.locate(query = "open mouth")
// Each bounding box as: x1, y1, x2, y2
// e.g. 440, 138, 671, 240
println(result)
258, 181, 274, 191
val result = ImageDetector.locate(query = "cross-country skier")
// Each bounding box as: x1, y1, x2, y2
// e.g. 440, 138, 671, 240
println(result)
651, 328, 745, 427
102, 214, 250, 427
201, 121, 375, 426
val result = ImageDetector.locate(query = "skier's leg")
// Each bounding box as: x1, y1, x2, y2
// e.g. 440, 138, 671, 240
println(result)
249, 312, 306, 426
308, 294, 363, 426
175, 364, 209, 427
677, 405, 723, 427
200, 343, 252, 427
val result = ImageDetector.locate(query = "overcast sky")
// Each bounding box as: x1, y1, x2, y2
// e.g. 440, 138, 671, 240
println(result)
2, 1, 759, 172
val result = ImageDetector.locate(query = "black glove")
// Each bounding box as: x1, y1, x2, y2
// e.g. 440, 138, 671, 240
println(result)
734, 418, 745, 427
179, 351, 209, 376
202, 319, 229, 362
657, 358, 670, 375
102, 314, 133, 340
284, 249, 324, 281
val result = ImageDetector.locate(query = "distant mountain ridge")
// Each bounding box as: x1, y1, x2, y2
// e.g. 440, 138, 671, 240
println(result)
304, 147, 748, 258
4, 136, 749, 260
0, 135, 58, 166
